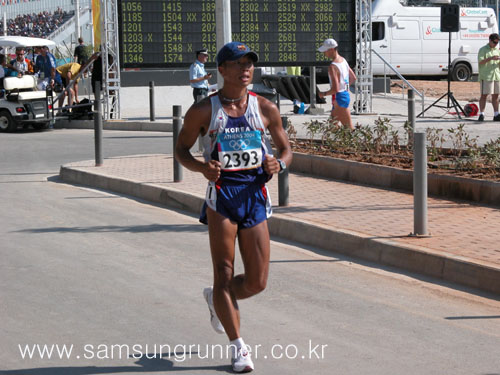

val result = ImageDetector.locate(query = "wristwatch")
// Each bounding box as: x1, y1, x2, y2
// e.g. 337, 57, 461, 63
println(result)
278, 159, 286, 174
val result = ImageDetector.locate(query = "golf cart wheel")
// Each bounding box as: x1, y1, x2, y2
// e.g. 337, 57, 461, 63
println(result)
0, 110, 16, 132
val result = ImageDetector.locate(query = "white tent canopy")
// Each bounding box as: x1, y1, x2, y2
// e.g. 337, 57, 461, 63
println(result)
0, 36, 56, 48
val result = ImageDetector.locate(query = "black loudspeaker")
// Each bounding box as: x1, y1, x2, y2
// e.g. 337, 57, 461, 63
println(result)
440, 4, 460, 32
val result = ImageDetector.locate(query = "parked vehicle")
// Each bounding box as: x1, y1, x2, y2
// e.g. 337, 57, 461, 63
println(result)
0, 75, 54, 132
0, 36, 55, 132
372, 0, 498, 81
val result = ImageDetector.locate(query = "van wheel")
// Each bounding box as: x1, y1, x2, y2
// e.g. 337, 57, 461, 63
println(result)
451, 63, 472, 82
0, 110, 16, 132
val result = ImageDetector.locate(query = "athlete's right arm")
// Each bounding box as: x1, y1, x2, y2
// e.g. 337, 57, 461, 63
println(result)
175, 100, 221, 182
320, 64, 339, 98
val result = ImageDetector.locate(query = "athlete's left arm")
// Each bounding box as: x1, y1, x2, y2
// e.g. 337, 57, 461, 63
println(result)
258, 96, 293, 175
348, 66, 357, 85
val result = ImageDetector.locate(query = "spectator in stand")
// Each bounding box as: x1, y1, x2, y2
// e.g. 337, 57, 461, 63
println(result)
6, 10, 72, 38
74, 37, 87, 65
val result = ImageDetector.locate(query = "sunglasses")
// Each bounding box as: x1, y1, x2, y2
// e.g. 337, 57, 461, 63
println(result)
492, 40, 499, 44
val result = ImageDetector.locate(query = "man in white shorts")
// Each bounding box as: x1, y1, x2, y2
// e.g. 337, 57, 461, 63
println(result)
477, 33, 500, 122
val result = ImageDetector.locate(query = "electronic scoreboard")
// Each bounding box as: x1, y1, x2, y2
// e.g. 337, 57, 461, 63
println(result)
119, 0, 355, 68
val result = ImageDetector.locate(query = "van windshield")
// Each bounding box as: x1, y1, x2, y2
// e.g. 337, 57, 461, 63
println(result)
372, 21, 385, 41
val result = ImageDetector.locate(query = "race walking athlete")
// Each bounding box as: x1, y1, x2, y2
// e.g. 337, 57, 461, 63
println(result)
317, 38, 357, 129
175, 41, 292, 373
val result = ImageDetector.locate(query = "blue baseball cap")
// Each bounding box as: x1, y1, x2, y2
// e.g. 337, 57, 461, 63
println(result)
216, 42, 259, 66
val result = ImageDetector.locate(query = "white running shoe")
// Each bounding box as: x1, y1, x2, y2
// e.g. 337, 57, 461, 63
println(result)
232, 348, 254, 373
203, 286, 225, 334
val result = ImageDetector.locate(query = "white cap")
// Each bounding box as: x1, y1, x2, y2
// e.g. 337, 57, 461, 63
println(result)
318, 38, 338, 52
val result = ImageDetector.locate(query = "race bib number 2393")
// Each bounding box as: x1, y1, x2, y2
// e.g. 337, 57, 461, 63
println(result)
217, 130, 262, 171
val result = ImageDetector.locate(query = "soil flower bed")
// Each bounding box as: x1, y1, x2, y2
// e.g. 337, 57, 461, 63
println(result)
287, 117, 500, 182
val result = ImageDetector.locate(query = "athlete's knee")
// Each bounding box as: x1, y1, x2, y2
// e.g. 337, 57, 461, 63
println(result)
244, 276, 267, 296
213, 262, 234, 289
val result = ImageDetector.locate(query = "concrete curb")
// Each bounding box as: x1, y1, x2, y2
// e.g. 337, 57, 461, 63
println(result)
59, 164, 500, 295
268, 216, 500, 294
291, 152, 500, 207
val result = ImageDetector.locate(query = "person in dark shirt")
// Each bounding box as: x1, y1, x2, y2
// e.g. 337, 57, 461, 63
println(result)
90, 52, 115, 117
90, 52, 114, 94
73, 37, 87, 65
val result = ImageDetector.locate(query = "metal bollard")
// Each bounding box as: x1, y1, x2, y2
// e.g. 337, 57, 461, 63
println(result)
173, 105, 183, 182
149, 81, 155, 121
408, 89, 415, 146
94, 81, 103, 167
309, 66, 316, 109
413, 132, 428, 236
408, 89, 415, 132
278, 116, 289, 206
195, 95, 205, 152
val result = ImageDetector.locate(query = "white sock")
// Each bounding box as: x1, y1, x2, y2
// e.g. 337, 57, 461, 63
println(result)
480, 112, 485, 115
495, 112, 499, 116
230, 337, 246, 358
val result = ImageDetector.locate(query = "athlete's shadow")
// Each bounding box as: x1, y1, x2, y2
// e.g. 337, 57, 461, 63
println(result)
0, 352, 230, 374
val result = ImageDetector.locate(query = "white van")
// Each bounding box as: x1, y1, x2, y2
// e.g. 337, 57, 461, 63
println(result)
372, 0, 498, 81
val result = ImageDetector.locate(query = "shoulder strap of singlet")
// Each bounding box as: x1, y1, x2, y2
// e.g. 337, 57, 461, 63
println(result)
245, 92, 265, 132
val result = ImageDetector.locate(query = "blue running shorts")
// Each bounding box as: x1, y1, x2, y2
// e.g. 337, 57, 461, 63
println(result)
200, 182, 272, 229
334, 90, 350, 108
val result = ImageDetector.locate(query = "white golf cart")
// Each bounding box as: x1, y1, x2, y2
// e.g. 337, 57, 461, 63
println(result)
0, 36, 55, 132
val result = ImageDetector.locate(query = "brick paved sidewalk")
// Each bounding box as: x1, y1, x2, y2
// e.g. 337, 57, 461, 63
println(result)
63, 153, 500, 266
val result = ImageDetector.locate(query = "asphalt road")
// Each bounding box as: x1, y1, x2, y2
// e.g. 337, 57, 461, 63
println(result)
1, 129, 500, 375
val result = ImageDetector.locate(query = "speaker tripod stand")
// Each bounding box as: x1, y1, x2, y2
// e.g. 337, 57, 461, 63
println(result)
418, 32, 464, 119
